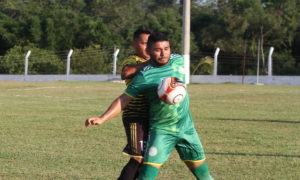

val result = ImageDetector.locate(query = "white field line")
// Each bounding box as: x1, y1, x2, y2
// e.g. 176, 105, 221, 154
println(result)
10, 94, 96, 101
4, 86, 100, 101
7, 86, 85, 91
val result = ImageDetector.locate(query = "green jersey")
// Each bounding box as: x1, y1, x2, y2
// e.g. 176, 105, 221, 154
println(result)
125, 54, 194, 133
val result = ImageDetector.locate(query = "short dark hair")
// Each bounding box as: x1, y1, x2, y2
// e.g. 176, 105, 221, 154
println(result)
147, 32, 169, 48
133, 28, 152, 40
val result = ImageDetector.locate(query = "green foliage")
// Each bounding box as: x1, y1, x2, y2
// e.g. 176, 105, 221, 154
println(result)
0, 0, 299, 75
0, 46, 24, 74
1, 46, 64, 74
192, 56, 214, 75
71, 46, 113, 74
273, 50, 299, 75
191, 0, 300, 75
28, 48, 64, 74
142, 8, 183, 52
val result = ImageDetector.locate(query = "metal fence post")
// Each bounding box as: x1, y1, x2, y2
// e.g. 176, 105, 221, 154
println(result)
213, 47, 220, 76
256, 39, 261, 84
268, 47, 274, 77
24, 50, 31, 77
66, 49, 73, 81
113, 48, 120, 77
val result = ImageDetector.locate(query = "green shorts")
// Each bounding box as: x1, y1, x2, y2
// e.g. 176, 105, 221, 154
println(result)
143, 127, 206, 166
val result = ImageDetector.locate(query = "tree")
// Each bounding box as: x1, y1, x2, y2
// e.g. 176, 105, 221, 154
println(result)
71, 46, 113, 74
191, 0, 300, 75
1, 0, 299, 75
191, 56, 214, 75
1, 45, 64, 74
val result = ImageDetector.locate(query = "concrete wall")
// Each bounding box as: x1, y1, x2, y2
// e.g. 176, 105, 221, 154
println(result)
0, 75, 121, 82
0, 74, 299, 86
190, 75, 300, 86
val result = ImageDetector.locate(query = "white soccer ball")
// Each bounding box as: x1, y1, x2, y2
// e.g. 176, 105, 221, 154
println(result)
157, 77, 186, 105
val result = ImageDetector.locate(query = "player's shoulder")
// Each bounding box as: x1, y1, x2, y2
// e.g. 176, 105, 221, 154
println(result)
122, 55, 136, 65
123, 55, 146, 66
170, 53, 183, 61
170, 54, 184, 66
139, 62, 153, 74
130, 55, 147, 63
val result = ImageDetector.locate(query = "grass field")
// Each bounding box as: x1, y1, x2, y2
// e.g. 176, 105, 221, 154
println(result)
0, 81, 299, 180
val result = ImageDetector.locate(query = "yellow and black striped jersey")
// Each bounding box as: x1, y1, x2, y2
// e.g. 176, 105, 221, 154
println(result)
122, 55, 149, 118
122, 55, 148, 86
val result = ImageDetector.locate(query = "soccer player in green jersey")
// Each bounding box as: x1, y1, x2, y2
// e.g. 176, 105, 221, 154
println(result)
85, 32, 214, 180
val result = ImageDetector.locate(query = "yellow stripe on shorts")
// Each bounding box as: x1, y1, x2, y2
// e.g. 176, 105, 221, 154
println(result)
143, 162, 162, 167
130, 123, 137, 154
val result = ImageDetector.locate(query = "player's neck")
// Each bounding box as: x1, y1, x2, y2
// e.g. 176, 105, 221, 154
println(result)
150, 59, 170, 67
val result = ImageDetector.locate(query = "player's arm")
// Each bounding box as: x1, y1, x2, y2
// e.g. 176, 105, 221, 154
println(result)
85, 93, 132, 127
121, 62, 147, 80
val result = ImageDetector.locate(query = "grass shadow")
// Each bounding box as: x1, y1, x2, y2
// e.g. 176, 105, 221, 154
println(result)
207, 152, 300, 158
213, 118, 300, 124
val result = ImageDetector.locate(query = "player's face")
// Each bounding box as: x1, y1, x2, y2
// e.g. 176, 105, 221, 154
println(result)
148, 41, 171, 66
132, 33, 150, 60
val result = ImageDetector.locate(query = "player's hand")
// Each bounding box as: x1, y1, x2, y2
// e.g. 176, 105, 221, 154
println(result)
85, 117, 103, 127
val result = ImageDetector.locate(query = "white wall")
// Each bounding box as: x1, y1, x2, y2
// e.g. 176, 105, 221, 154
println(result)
0, 75, 299, 86
190, 75, 300, 86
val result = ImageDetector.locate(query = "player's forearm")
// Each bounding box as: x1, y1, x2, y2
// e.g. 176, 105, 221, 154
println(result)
99, 98, 123, 121
85, 94, 132, 127
99, 93, 131, 121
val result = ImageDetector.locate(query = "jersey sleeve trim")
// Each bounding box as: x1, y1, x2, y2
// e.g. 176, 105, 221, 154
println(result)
124, 91, 135, 98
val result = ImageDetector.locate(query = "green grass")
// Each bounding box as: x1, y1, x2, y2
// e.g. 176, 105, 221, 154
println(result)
0, 81, 299, 180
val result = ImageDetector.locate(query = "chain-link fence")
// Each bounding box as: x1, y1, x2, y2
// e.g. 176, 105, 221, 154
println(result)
0, 47, 132, 75
1, 47, 299, 76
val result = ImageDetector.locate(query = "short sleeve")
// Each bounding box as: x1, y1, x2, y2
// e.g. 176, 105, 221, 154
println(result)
122, 56, 136, 67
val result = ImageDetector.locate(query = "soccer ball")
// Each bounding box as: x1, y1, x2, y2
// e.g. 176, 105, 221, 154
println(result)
157, 77, 186, 105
